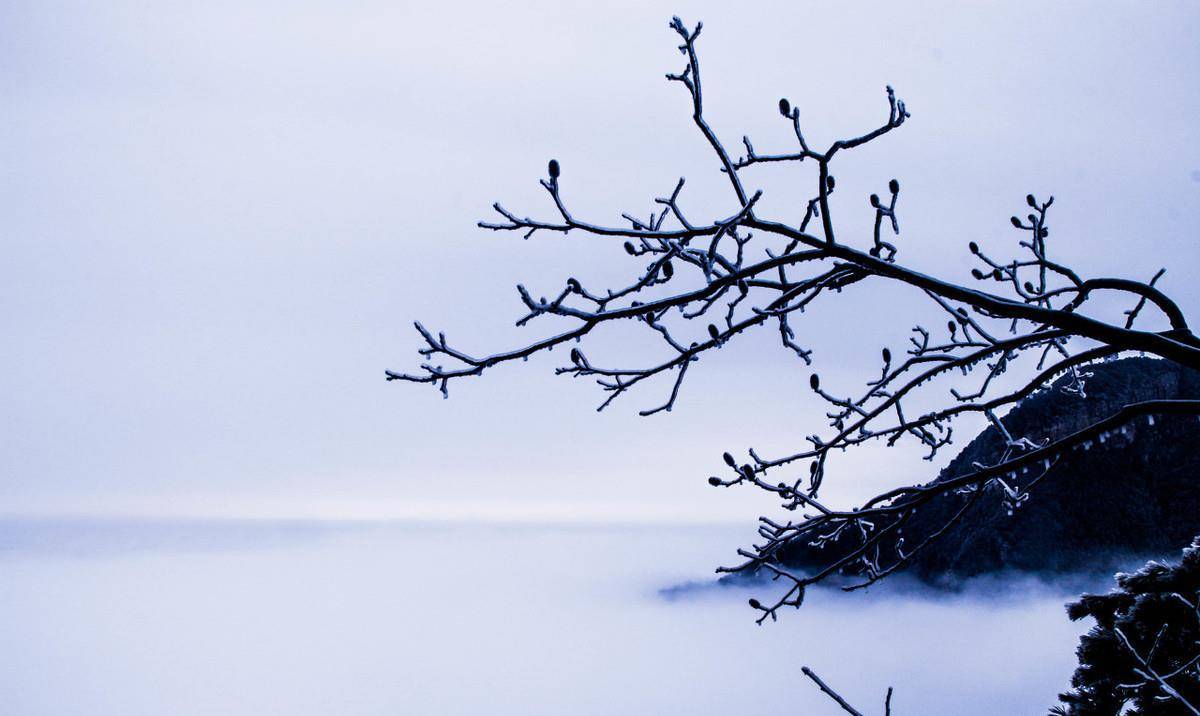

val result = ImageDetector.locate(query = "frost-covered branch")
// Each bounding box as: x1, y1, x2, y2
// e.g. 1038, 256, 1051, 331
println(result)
389, 16, 1200, 620
801, 666, 894, 716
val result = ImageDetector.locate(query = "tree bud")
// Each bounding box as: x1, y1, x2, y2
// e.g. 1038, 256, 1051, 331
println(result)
968, 241, 979, 254
723, 452, 737, 467
826, 175, 836, 191
882, 347, 891, 363
809, 374, 820, 391
971, 268, 985, 280
708, 324, 720, 340
548, 159, 560, 179
662, 260, 674, 279
889, 179, 900, 194
870, 194, 881, 208
748, 598, 762, 609
1026, 194, 1036, 207
1010, 216, 1022, 228
707, 476, 722, 487
778, 98, 791, 116
623, 241, 636, 255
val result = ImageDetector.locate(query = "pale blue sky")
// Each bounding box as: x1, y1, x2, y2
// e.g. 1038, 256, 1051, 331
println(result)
2, 0, 1198, 520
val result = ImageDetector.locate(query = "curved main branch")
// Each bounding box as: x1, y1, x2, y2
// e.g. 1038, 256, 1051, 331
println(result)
390, 15, 1200, 621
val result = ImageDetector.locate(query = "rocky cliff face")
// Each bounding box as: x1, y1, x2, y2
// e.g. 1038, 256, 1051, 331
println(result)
775, 357, 1200, 585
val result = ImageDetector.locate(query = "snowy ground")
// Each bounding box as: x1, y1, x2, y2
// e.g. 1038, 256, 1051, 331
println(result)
0, 519, 1096, 715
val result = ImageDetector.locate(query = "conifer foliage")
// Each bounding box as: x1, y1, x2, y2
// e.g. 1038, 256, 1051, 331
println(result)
1056, 539, 1200, 714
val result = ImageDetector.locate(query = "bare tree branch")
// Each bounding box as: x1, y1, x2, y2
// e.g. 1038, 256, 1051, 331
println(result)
802, 666, 894, 715
389, 15, 1200, 620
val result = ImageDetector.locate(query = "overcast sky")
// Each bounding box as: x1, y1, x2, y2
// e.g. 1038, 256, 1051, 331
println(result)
3, 0, 1198, 521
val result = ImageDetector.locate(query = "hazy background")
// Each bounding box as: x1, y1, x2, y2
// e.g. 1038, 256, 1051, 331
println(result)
3, 0, 1198, 520
2, 2, 1199, 713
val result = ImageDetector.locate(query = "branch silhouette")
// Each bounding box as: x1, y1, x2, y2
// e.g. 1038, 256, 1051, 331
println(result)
389, 16, 1200, 625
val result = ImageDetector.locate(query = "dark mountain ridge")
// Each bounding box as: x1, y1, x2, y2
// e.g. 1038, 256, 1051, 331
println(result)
775, 356, 1200, 585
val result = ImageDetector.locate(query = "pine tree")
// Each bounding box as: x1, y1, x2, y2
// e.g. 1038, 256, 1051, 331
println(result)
1055, 538, 1200, 714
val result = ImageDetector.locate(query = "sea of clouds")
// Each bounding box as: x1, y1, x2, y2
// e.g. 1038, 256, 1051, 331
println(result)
0, 518, 1102, 714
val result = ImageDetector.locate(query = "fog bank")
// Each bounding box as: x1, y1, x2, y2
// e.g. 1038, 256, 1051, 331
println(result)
0, 519, 1095, 714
